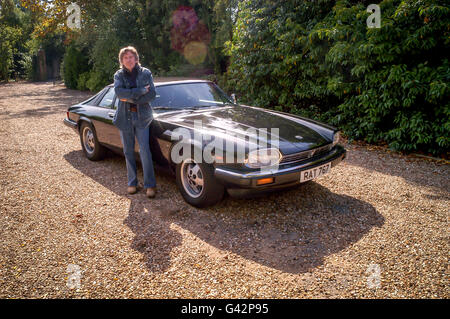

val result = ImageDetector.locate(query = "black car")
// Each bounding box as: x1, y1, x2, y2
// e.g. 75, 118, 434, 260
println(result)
64, 80, 346, 207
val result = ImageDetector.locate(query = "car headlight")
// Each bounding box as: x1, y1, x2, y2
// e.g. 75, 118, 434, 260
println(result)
332, 131, 340, 147
245, 148, 281, 168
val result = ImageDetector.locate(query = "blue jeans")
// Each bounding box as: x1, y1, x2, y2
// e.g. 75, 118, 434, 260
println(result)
119, 111, 156, 189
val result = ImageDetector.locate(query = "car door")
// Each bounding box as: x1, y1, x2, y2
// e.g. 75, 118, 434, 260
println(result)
109, 92, 141, 152
93, 87, 123, 148
107, 88, 168, 160
107, 94, 128, 149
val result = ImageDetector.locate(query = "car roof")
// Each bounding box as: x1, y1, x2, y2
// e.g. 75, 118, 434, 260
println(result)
106, 79, 211, 88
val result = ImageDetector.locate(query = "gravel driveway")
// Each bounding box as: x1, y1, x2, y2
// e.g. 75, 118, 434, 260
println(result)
0, 81, 448, 298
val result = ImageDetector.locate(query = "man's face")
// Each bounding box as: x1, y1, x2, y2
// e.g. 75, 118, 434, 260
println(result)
122, 51, 137, 71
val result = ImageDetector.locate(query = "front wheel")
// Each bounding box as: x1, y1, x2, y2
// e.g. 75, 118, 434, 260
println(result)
176, 157, 224, 207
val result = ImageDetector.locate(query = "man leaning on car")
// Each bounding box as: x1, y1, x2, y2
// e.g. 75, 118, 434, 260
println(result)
113, 46, 158, 198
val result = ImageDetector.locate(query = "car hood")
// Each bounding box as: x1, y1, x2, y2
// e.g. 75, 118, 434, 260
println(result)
156, 105, 333, 154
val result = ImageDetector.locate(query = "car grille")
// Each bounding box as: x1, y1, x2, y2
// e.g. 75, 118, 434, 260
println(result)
280, 143, 333, 164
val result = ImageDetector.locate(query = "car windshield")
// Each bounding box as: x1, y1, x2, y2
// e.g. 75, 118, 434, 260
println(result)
151, 82, 234, 111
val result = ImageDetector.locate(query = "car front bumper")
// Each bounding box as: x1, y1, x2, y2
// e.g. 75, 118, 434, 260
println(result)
214, 144, 347, 197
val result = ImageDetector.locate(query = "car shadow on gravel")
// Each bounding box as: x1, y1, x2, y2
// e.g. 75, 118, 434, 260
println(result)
165, 183, 385, 274
65, 150, 384, 274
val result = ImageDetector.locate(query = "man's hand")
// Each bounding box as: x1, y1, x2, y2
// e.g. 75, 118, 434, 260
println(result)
145, 85, 150, 92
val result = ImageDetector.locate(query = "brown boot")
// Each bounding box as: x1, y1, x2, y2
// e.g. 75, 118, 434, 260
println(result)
127, 186, 137, 194
146, 187, 156, 198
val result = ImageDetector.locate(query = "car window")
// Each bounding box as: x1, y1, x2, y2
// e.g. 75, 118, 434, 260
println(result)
151, 83, 234, 110
98, 88, 115, 108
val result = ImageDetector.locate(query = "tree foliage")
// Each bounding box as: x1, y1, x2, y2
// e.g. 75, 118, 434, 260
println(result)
51, 0, 236, 91
0, 0, 32, 80
2, 0, 448, 155
62, 44, 90, 89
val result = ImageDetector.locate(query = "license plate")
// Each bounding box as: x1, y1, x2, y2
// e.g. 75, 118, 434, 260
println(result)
300, 162, 331, 183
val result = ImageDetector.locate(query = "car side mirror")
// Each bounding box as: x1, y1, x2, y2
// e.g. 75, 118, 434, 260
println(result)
231, 93, 237, 104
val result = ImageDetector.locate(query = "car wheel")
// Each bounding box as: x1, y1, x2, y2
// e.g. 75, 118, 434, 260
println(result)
79, 121, 106, 161
176, 157, 224, 207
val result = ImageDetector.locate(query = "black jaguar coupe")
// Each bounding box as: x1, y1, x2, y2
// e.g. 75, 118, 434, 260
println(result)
64, 80, 346, 207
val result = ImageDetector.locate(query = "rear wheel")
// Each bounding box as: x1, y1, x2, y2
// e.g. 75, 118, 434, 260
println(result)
79, 121, 106, 161
176, 157, 224, 207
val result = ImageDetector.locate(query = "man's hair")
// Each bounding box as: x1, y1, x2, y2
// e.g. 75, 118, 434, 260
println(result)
118, 46, 140, 67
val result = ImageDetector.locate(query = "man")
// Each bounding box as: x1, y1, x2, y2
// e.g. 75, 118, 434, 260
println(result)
113, 46, 157, 198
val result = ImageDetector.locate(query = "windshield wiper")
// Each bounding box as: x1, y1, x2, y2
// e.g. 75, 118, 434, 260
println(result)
152, 106, 184, 111
153, 104, 234, 111
187, 104, 232, 110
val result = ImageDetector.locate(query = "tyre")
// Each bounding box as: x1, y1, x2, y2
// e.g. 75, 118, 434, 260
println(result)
79, 121, 106, 161
176, 156, 225, 207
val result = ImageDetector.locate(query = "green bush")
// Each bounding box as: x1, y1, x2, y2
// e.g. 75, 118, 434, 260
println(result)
0, 25, 21, 81
62, 44, 90, 89
85, 70, 109, 92
76, 71, 90, 91
225, 0, 450, 155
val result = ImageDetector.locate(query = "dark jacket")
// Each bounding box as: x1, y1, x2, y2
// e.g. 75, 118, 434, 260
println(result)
112, 64, 157, 131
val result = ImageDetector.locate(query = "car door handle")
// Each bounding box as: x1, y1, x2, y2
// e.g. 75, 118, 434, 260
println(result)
108, 112, 115, 118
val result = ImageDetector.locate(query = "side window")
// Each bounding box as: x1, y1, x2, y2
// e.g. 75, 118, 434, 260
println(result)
81, 95, 97, 105
98, 88, 115, 108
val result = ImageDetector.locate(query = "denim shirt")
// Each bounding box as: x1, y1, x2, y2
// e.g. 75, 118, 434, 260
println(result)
112, 65, 157, 132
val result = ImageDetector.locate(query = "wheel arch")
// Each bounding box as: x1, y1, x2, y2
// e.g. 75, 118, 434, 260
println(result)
77, 116, 97, 135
